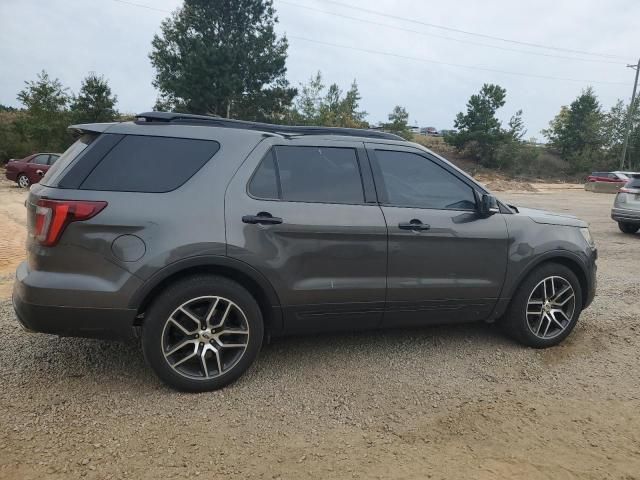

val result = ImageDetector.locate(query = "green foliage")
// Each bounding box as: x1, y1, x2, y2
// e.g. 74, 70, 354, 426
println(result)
445, 84, 521, 166
383, 105, 412, 140
543, 87, 605, 171
70, 73, 118, 124
149, 0, 295, 121
602, 98, 640, 169
287, 72, 368, 128
15, 70, 72, 153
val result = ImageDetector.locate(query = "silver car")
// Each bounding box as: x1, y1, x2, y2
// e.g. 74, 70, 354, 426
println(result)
612, 174, 640, 234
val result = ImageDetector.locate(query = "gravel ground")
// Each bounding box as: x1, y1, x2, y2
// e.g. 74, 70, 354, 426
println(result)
1, 181, 639, 479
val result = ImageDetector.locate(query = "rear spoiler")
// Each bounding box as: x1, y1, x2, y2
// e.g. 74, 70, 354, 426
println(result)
68, 123, 117, 135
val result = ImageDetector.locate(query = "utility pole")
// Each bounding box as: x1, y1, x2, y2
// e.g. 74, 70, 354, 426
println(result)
620, 58, 640, 170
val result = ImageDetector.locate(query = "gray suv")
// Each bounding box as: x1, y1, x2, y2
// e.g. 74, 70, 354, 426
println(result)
12, 112, 597, 391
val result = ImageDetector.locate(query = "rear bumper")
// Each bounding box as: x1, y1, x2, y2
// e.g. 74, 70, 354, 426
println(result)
611, 207, 640, 224
12, 261, 139, 340
13, 293, 138, 339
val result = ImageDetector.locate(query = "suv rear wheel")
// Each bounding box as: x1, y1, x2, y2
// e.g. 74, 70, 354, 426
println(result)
141, 275, 264, 391
618, 222, 639, 234
503, 263, 583, 348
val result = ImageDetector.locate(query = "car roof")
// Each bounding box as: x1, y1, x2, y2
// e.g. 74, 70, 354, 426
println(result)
69, 111, 407, 143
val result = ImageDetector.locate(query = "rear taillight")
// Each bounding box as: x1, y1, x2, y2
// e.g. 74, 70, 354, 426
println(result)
33, 199, 107, 246
620, 187, 640, 194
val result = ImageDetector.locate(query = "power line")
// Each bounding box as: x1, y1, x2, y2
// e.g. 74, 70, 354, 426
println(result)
106, 0, 629, 85
110, 0, 170, 13
277, 0, 627, 66
313, 0, 632, 61
288, 35, 628, 86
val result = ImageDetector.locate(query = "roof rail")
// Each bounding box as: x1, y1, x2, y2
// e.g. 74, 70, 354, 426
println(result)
135, 111, 405, 141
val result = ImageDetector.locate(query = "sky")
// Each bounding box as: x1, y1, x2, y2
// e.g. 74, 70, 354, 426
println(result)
1, 0, 638, 139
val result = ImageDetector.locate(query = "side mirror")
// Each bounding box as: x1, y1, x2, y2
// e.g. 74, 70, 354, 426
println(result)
479, 193, 500, 217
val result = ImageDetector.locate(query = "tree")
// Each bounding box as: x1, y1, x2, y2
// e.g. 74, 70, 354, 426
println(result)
543, 87, 604, 163
16, 70, 71, 152
445, 83, 514, 165
383, 105, 412, 140
70, 73, 118, 123
602, 98, 640, 168
287, 72, 368, 127
149, 0, 295, 121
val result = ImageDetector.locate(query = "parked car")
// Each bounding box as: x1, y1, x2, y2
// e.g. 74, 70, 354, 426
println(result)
586, 171, 633, 184
5, 153, 61, 188
12, 112, 597, 391
611, 173, 640, 234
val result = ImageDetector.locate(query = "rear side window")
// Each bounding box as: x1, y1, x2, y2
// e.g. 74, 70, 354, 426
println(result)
626, 176, 640, 188
80, 135, 219, 192
41, 134, 96, 186
249, 146, 364, 204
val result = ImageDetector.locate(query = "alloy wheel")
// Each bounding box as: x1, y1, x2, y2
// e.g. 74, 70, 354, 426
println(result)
526, 276, 576, 340
18, 175, 30, 188
161, 296, 250, 380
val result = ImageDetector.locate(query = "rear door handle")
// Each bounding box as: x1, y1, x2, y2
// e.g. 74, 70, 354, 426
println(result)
398, 219, 431, 231
242, 212, 283, 225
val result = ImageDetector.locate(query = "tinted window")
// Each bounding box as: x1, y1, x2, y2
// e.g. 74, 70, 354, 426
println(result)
42, 134, 97, 186
248, 151, 279, 199
48, 155, 59, 165
31, 154, 49, 165
80, 135, 219, 192
374, 150, 476, 210
274, 146, 363, 204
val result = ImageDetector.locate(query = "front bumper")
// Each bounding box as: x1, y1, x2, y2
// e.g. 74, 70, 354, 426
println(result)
611, 207, 640, 224
5, 170, 17, 182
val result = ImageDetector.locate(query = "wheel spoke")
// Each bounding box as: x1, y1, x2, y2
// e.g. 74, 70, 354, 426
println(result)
553, 293, 575, 307
211, 302, 233, 329
164, 339, 195, 357
168, 318, 196, 336
172, 347, 198, 368
215, 329, 249, 349
179, 306, 203, 329
200, 346, 210, 378
204, 298, 220, 329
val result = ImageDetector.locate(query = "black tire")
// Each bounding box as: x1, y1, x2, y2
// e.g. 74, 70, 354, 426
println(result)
502, 263, 583, 348
141, 275, 264, 392
618, 222, 640, 234
17, 174, 30, 189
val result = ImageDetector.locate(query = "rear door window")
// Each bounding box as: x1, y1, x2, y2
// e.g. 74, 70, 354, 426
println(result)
80, 135, 220, 192
31, 154, 49, 165
249, 146, 365, 204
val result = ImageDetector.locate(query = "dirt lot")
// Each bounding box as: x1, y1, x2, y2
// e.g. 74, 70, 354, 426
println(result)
0, 178, 639, 480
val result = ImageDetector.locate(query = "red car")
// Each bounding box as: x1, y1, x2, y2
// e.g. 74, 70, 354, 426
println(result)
4, 153, 61, 188
586, 171, 632, 184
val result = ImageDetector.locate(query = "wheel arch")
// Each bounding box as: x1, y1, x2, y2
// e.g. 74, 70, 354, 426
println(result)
504, 251, 589, 310
130, 256, 283, 333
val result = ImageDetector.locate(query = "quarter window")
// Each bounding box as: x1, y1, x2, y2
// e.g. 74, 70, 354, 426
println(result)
249, 146, 364, 204
374, 150, 476, 210
80, 135, 219, 193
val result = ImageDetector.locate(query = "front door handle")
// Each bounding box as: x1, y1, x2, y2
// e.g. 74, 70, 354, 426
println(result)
398, 219, 431, 231
242, 212, 283, 225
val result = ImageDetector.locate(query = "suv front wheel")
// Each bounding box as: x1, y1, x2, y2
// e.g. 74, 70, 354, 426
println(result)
141, 275, 264, 392
503, 263, 583, 348
618, 222, 639, 234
